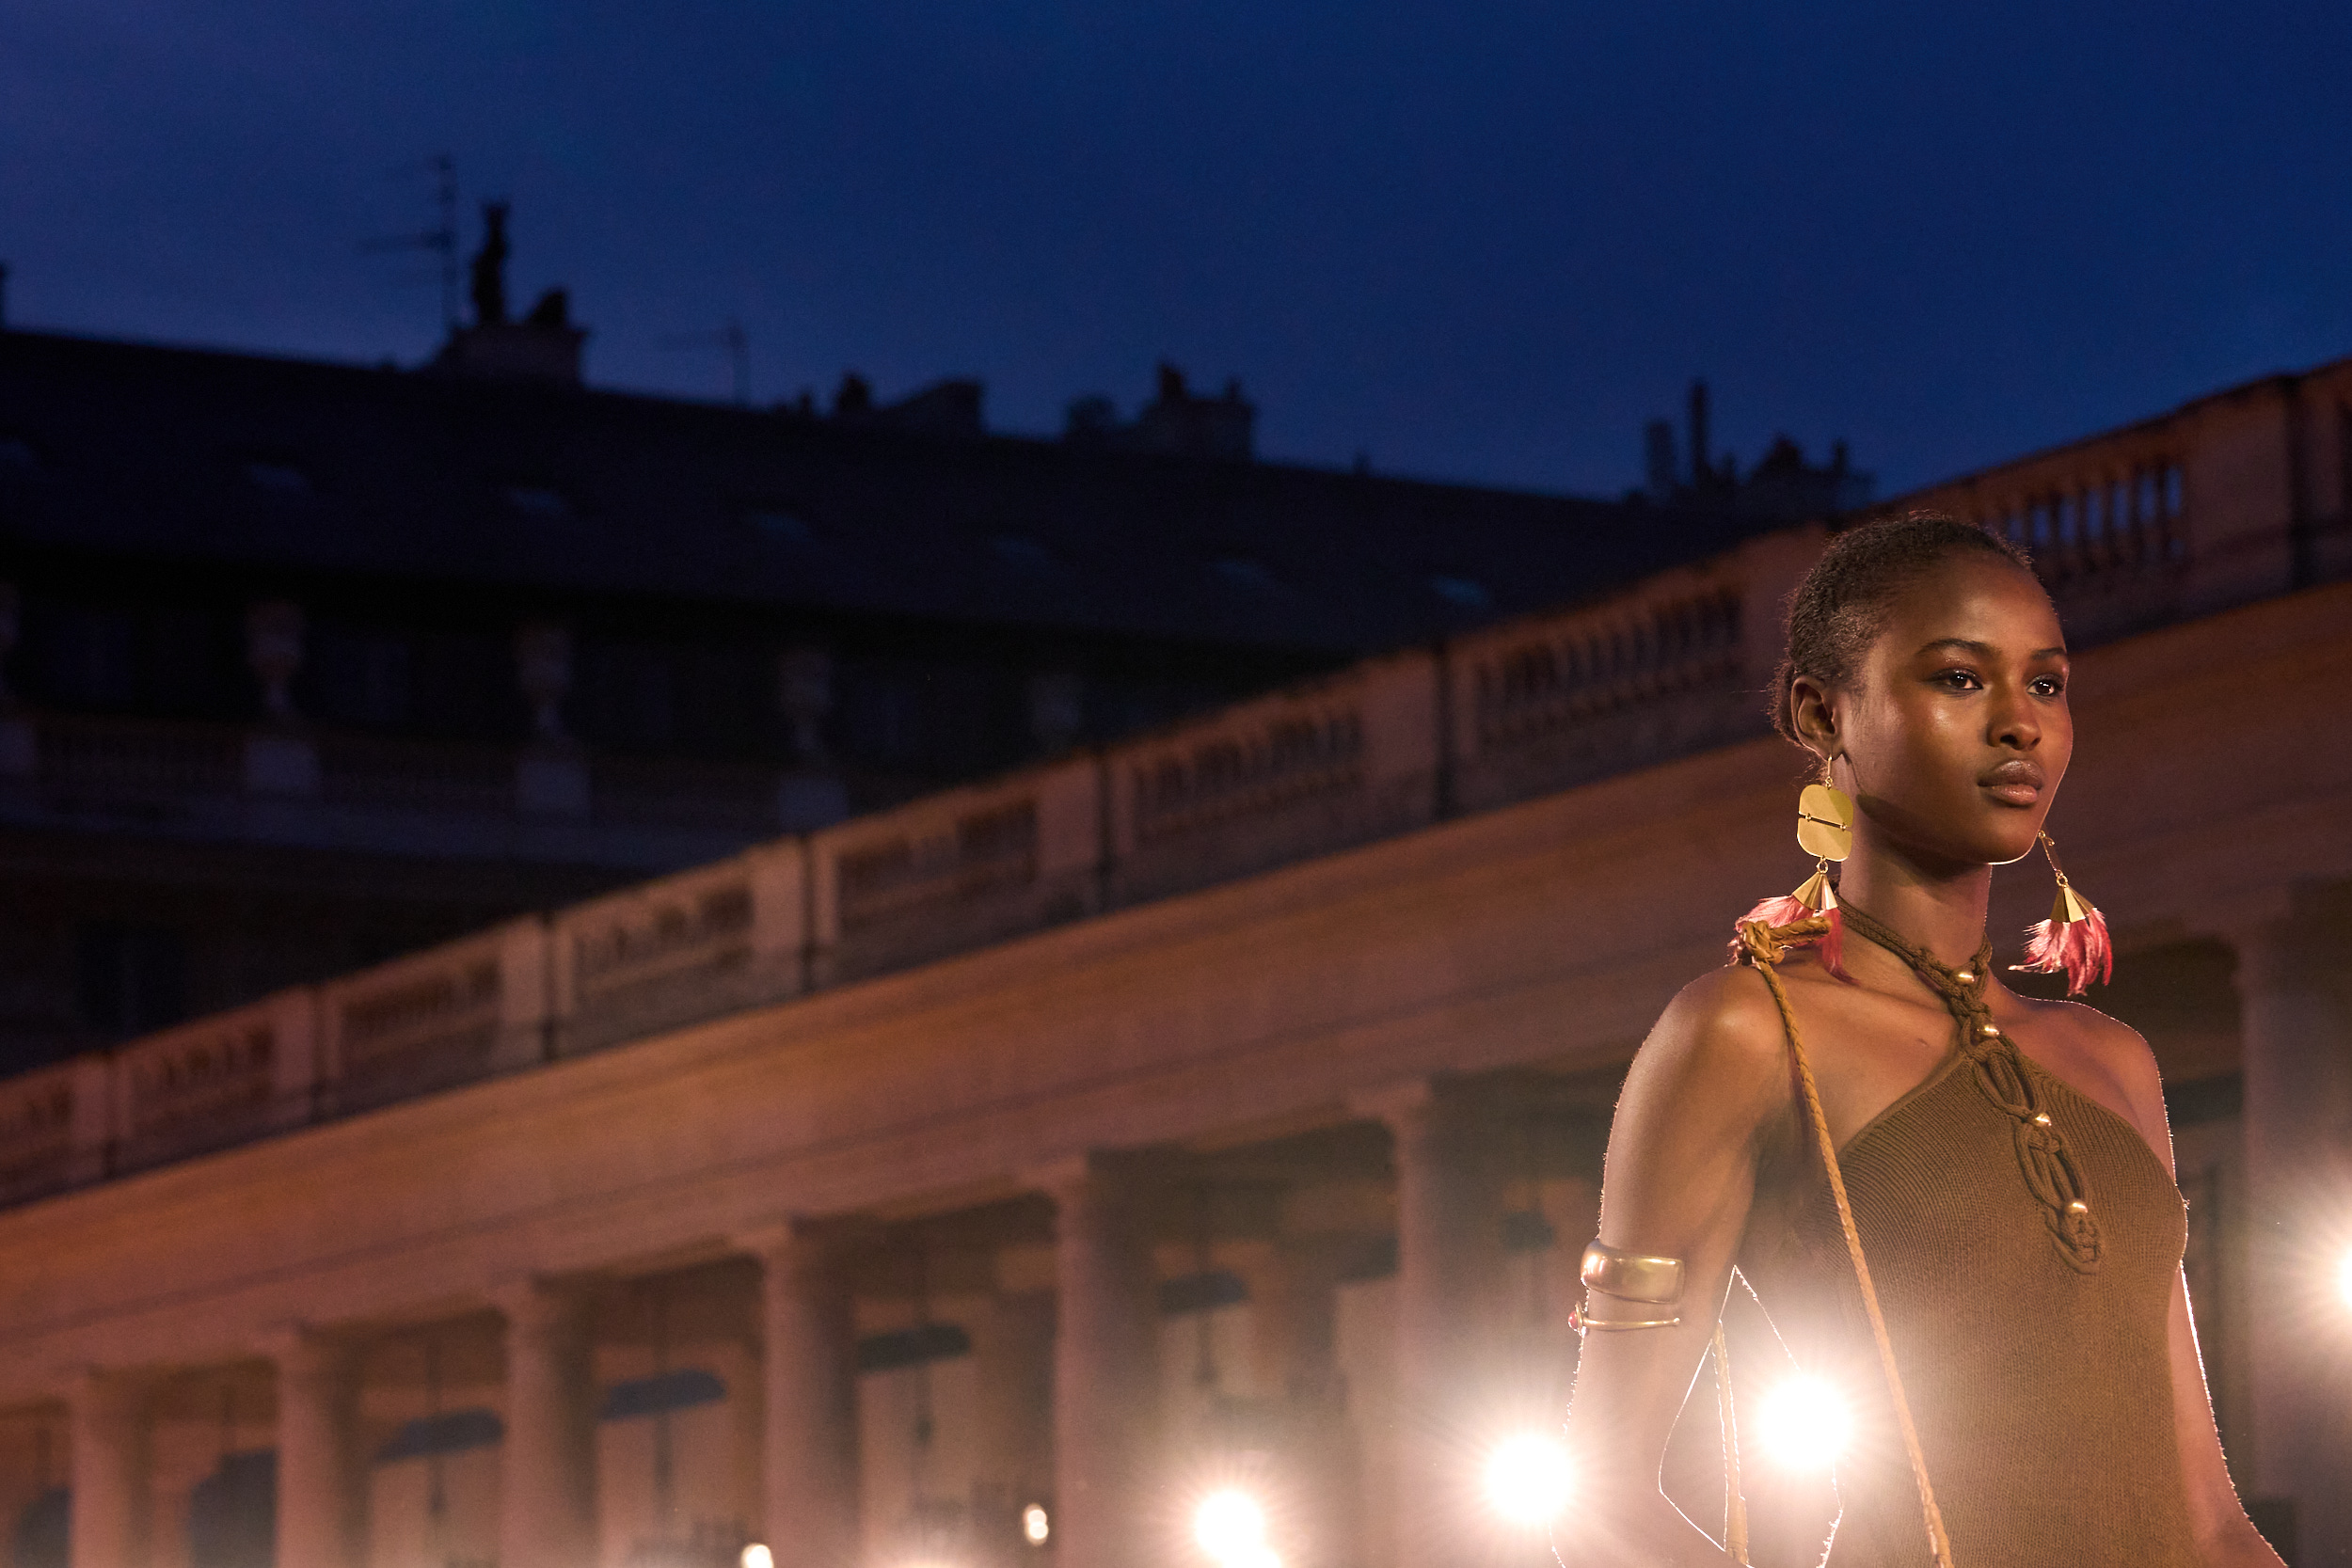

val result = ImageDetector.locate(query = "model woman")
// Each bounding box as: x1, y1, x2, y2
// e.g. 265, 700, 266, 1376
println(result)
1560, 515, 2281, 1567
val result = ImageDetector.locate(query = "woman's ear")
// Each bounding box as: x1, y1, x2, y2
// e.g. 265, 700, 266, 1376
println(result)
1788, 673, 1839, 763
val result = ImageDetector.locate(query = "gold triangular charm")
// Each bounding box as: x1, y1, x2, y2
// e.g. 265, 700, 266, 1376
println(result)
2051, 879, 2092, 927
1793, 864, 1838, 914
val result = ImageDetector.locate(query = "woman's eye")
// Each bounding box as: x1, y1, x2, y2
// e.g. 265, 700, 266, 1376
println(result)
2030, 676, 2067, 698
1934, 668, 1983, 690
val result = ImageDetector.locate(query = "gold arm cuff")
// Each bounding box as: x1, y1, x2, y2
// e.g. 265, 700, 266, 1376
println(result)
1579, 1241, 1685, 1305
1569, 1305, 1683, 1335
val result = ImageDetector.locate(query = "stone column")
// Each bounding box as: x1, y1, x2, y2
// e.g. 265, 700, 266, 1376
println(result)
743, 1220, 861, 1568
493, 1277, 599, 1568
68, 1369, 151, 1568
1040, 1154, 1163, 1568
2231, 913, 2352, 1560
1245, 1239, 1362, 1568
1359, 1082, 1505, 1568
268, 1327, 365, 1568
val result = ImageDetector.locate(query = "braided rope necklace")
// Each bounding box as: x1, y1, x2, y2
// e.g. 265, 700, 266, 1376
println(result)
1838, 901, 2104, 1273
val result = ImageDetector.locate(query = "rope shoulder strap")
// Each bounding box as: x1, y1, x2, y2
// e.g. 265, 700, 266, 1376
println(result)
1737, 915, 1958, 1568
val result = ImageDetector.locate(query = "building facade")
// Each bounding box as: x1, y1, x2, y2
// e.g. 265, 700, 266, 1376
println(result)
0, 327, 1761, 1082
0, 355, 2348, 1568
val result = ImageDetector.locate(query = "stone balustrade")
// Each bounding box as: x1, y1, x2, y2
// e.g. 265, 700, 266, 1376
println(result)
1108, 653, 1435, 905
1898, 356, 2352, 642
0, 390, 2336, 1206
815, 756, 1099, 984
109, 990, 315, 1174
0, 1059, 88, 1207
1445, 530, 1813, 816
0, 713, 816, 871
320, 920, 547, 1114
552, 846, 803, 1055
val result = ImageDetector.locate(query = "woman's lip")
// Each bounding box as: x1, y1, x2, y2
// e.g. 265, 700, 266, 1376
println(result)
1984, 782, 2042, 806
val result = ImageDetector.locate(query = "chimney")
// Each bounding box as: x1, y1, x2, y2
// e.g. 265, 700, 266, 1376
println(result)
428, 204, 587, 386
1687, 379, 1710, 486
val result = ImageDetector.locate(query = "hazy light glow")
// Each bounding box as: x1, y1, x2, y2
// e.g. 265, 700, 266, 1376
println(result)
1195, 1489, 1268, 1560
740, 1548, 774, 1568
1483, 1431, 1575, 1526
1755, 1376, 1852, 1470
1023, 1503, 1052, 1545
2337, 1249, 2352, 1311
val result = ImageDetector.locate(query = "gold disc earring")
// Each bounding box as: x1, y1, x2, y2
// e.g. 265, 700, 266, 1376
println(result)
1729, 758, 1853, 976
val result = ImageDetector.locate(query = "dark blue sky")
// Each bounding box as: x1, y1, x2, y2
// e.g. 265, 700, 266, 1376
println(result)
6, 2, 2348, 498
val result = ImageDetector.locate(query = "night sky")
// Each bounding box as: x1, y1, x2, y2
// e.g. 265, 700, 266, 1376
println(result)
6, 2, 2348, 499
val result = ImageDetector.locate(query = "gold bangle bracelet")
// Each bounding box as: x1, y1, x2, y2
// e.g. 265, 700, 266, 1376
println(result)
1569, 1305, 1682, 1334
1580, 1241, 1686, 1306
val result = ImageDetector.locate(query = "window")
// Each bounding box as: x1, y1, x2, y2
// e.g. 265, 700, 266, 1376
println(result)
1211, 556, 1278, 591
1430, 575, 1492, 610
243, 461, 311, 496
501, 484, 571, 520
30, 606, 138, 709
991, 535, 1060, 571
306, 625, 414, 729
76, 922, 187, 1038
745, 506, 814, 544
579, 641, 676, 750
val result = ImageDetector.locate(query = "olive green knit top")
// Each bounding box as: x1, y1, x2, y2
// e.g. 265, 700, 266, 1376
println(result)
1748, 957, 2200, 1567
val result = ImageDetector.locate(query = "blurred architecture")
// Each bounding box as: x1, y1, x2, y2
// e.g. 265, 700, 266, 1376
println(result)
0, 321, 1769, 1083
0, 350, 2345, 1568
1642, 379, 1877, 522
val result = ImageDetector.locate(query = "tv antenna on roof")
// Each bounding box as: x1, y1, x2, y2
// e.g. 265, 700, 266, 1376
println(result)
659, 319, 752, 405
361, 153, 461, 332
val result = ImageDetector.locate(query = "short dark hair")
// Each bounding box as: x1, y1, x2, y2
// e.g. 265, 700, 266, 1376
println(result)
1770, 511, 2039, 745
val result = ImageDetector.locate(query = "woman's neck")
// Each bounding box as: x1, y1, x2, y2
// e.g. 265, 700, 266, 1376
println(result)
1836, 848, 1993, 972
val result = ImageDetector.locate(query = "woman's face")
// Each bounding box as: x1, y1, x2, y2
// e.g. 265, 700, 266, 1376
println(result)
1812, 554, 2072, 871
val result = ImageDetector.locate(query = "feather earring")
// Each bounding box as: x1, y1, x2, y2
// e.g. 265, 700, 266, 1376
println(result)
1730, 768, 1852, 978
2011, 832, 2112, 994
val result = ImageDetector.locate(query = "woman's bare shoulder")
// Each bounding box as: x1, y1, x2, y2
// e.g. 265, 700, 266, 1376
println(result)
1627, 963, 1799, 1101
2015, 992, 2169, 1153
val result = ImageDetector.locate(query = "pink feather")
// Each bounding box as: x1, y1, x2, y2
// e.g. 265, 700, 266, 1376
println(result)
1736, 895, 1812, 928
2016, 905, 2113, 995
1726, 898, 1851, 981
1819, 906, 1848, 980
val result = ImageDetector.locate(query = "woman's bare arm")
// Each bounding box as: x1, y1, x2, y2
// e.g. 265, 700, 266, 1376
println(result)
1557, 967, 1798, 1567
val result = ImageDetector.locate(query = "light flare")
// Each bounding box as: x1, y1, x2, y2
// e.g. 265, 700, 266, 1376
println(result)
1194, 1488, 1269, 1561
1483, 1431, 1575, 1526
1754, 1375, 1852, 1470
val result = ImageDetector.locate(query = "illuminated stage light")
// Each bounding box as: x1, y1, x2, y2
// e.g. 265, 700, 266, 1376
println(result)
1023, 1503, 1052, 1545
1755, 1376, 1851, 1470
1194, 1488, 1268, 1560
1483, 1431, 1575, 1526
740, 1547, 774, 1568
